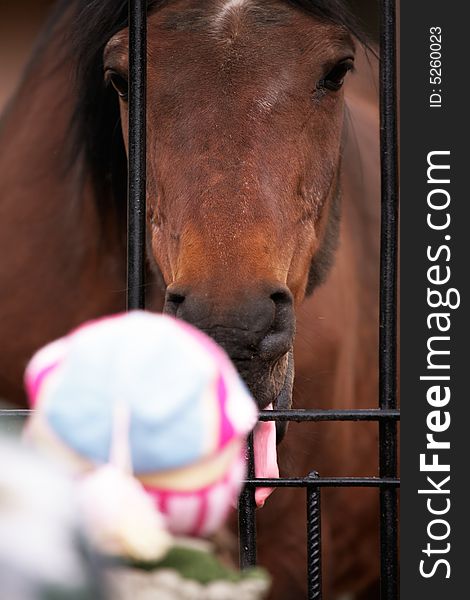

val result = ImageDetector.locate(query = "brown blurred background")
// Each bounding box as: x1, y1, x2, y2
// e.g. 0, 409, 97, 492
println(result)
0, 0, 378, 113
0, 0, 54, 111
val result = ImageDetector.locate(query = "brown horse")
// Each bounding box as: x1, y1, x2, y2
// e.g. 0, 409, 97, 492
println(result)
0, 1, 380, 597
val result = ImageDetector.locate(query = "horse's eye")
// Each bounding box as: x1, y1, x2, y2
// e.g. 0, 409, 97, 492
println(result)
106, 71, 129, 101
319, 59, 354, 92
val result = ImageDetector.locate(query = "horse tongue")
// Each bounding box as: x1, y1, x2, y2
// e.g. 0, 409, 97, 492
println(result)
253, 403, 279, 508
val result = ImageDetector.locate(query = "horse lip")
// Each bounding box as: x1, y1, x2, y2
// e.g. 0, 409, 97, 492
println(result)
273, 349, 294, 444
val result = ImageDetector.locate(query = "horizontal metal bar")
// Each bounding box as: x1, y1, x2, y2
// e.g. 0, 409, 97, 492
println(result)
244, 477, 400, 488
0, 408, 401, 421
259, 409, 400, 422
0, 410, 32, 417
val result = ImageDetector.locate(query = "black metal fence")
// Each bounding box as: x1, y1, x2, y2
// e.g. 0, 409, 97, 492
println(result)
1, 0, 399, 598
127, 1, 399, 598
238, 1, 399, 596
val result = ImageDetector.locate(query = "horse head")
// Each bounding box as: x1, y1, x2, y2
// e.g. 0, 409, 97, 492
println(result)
102, 0, 355, 424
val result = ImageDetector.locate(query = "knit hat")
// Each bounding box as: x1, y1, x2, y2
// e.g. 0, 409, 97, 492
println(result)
24, 312, 259, 547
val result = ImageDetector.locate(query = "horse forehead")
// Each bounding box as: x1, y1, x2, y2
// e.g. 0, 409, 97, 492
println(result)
157, 0, 293, 31
150, 2, 349, 77
146, 2, 350, 121
212, 0, 290, 29
215, 0, 249, 21
149, 1, 312, 91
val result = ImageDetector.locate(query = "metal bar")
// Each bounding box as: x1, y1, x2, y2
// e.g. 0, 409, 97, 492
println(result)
0, 409, 401, 420
379, 0, 399, 598
259, 409, 400, 422
238, 432, 257, 568
0, 410, 33, 417
244, 477, 400, 488
127, 0, 147, 310
306, 473, 322, 600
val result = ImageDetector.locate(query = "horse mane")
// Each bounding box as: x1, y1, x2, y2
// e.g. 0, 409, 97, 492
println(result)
43, 0, 365, 226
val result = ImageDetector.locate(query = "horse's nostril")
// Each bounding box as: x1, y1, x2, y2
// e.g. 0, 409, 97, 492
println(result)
167, 292, 185, 305
269, 287, 294, 331
164, 288, 186, 317
270, 288, 293, 307
260, 287, 295, 360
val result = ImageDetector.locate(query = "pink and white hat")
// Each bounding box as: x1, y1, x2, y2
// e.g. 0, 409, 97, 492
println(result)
24, 312, 259, 539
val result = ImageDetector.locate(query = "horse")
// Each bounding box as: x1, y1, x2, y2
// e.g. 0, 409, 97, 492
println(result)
0, 1, 380, 597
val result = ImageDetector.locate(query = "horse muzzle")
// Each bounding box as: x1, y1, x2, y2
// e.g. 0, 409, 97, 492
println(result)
163, 282, 296, 437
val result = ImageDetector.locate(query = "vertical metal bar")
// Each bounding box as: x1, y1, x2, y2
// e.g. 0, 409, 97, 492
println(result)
127, 0, 147, 310
307, 472, 322, 600
238, 432, 257, 568
379, 0, 399, 598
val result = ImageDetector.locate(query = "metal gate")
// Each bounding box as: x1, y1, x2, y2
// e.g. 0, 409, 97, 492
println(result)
127, 1, 399, 598
1, 0, 399, 598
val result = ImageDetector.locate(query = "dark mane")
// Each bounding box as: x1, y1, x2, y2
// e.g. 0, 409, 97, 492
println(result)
67, 0, 163, 227
46, 0, 365, 224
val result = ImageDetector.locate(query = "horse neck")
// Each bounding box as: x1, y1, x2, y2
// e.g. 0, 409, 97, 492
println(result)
1, 12, 100, 232
0, 4, 127, 268
0, 11, 128, 403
